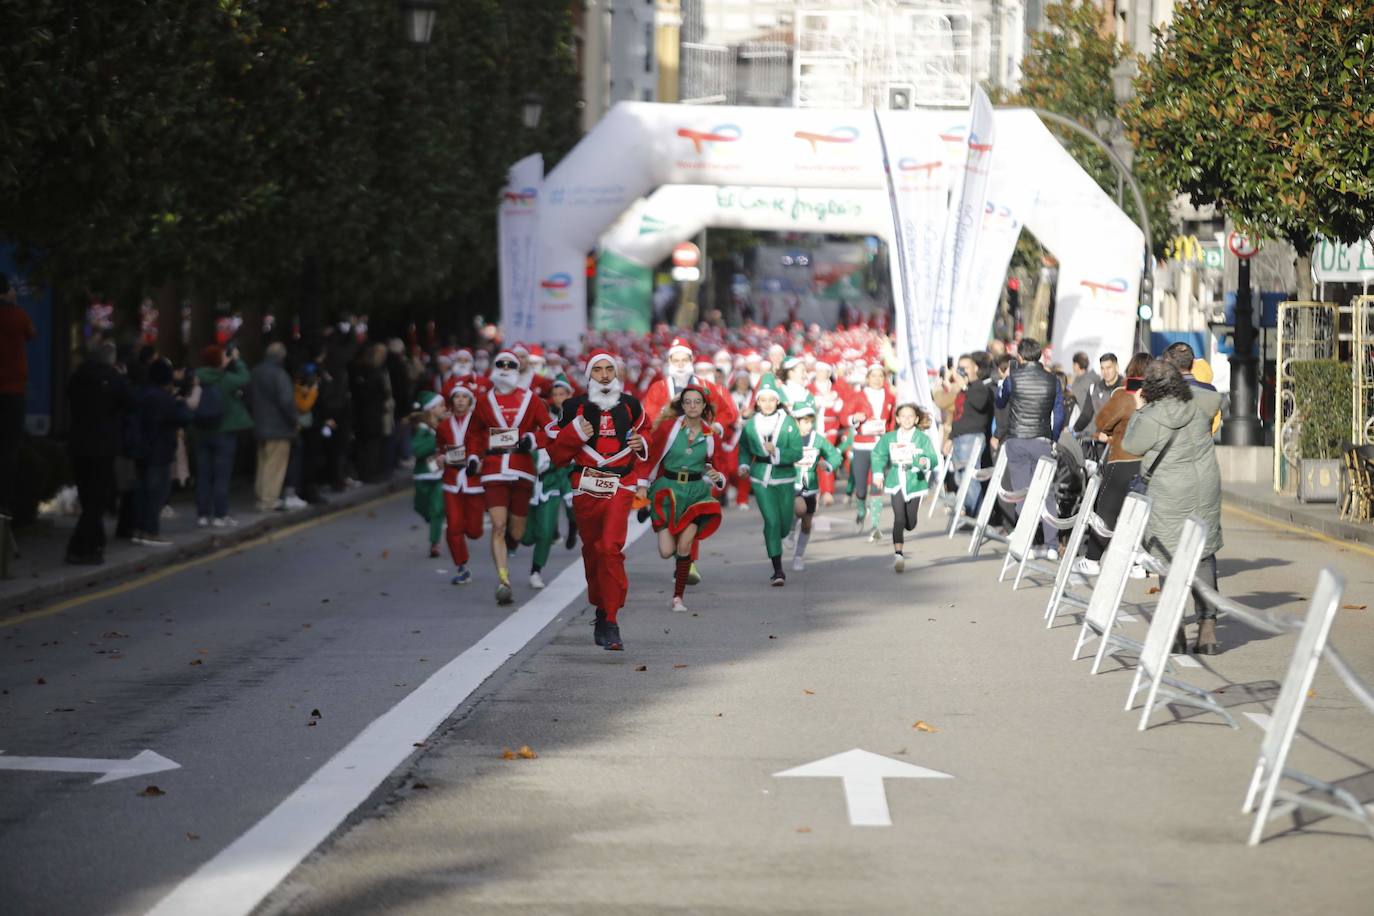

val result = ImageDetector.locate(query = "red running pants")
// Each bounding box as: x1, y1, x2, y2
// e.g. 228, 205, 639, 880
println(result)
444, 491, 485, 566
572, 486, 636, 622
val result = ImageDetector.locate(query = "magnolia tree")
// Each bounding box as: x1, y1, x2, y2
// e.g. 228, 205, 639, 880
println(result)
1126, 0, 1374, 296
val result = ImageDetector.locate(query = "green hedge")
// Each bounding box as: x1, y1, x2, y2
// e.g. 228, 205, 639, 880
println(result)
1292, 360, 1352, 460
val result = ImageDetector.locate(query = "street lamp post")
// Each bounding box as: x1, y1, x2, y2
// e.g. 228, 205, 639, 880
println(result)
521, 93, 544, 131
400, 0, 438, 47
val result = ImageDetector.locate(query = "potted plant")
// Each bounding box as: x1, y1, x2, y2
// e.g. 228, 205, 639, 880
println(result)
1291, 359, 1352, 503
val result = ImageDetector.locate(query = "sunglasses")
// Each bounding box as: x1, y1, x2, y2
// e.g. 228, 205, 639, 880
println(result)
493, 360, 518, 370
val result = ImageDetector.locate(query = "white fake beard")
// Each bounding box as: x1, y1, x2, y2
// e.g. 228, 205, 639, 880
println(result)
453, 361, 473, 378
588, 377, 623, 410
490, 367, 519, 393
669, 365, 693, 387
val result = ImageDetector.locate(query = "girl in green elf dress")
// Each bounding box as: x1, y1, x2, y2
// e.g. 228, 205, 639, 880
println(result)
788, 396, 844, 572
870, 403, 940, 573
409, 391, 448, 557
636, 384, 727, 612
737, 374, 803, 586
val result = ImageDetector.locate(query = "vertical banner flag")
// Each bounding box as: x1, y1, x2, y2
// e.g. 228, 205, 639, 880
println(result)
961, 178, 1037, 356
874, 110, 935, 410
944, 86, 996, 360
498, 153, 543, 341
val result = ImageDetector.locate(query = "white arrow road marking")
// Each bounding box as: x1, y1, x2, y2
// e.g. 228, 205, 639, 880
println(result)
0, 749, 181, 785
774, 748, 953, 827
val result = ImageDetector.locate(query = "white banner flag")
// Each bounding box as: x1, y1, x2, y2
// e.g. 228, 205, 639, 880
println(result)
498, 153, 543, 341
960, 180, 1038, 355
939, 86, 994, 365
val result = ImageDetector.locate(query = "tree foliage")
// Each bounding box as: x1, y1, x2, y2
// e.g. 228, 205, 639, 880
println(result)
1126, 0, 1374, 254
0, 0, 581, 325
1009, 0, 1175, 258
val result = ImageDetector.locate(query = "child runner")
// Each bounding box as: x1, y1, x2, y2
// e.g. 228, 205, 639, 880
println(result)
870, 403, 940, 572
436, 384, 484, 585
636, 384, 727, 612
524, 375, 575, 589
737, 374, 803, 586
788, 397, 845, 572
845, 363, 896, 538
409, 391, 447, 558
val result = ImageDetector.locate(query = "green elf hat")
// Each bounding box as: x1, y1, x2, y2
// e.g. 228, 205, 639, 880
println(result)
413, 390, 443, 412
753, 372, 789, 407
789, 395, 817, 418
550, 373, 575, 394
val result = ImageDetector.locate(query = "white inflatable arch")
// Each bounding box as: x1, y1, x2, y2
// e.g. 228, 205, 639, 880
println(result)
513, 102, 1143, 360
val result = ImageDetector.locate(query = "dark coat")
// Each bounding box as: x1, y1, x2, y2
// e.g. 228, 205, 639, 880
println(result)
67, 360, 136, 458
250, 356, 297, 441
135, 384, 191, 465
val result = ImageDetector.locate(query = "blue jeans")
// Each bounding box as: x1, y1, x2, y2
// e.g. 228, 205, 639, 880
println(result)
195, 431, 237, 519
951, 433, 987, 516
1003, 436, 1056, 545
137, 462, 173, 536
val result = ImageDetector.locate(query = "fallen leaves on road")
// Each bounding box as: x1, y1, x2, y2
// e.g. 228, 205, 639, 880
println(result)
307, 721, 317, 727
767, 634, 777, 640
500, 746, 538, 760
892, 748, 908, 756
1308, 690, 1317, 699
189, 659, 203, 666
634, 665, 648, 672
795, 827, 812, 834
35, 677, 45, 685
673, 664, 689, 669
1147, 586, 1162, 594
912, 720, 940, 733
802, 689, 815, 695
381, 549, 390, 559
186, 833, 200, 840
139, 785, 166, 797
1342, 604, 1367, 610
311, 708, 321, 718
102, 631, 128, 639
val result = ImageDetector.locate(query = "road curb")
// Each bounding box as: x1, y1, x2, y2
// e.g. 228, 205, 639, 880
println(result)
0, 479, 406, 616
1221, 486, 1374, 547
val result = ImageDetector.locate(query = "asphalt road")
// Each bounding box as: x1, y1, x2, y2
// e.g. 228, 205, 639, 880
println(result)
3, 491, 1374, 915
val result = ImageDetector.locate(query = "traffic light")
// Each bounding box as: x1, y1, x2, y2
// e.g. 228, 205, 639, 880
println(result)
1137, 302, 1154, 321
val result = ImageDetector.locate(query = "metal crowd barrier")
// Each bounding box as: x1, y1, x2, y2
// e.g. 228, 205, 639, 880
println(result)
1070, 493, 1151, 674
968, 448, 1021, 557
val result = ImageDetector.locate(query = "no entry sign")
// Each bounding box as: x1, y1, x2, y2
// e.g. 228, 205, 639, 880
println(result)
1228, 231, 1260, 260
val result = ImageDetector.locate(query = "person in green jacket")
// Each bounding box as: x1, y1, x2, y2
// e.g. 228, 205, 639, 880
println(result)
524, 376, 576, 589
788, 397, 844, 572
193, 344, 253, 526
737, 374, 803, 586
870, 403, 940, 573
409, 391, 447, 556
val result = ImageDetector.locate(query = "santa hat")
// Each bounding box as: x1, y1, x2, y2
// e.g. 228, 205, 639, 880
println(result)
584, 349, 618, 378
454, 348, 473, 362
667, 338, 693, 360
436, 353, 454, 366
413, 390, 444, 412
528, 344, 546, 362
446, 383, 474, 404
693, 359, 715, 375
511, 343, 530, 357
493, 349, 519, 366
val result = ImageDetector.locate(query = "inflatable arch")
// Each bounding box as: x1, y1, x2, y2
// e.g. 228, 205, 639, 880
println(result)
510, 102, 1144, 362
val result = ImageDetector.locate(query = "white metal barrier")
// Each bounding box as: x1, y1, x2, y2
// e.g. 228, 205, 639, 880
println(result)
1124, 517, 1237, 731
1031, 473, 1103, 614
969, 447, 1020, 557
1007, 462, 1098, 591
948, 441, 993, 538
1071, 493, 1151, 674
927, 437, 984, 521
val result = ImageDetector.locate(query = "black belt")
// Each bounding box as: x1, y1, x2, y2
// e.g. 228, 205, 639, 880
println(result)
662, 468, 702, 483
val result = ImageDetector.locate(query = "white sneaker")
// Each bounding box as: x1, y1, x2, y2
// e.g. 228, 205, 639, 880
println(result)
1128, 564, 1148, 579
736, 503, 750, 512
1047, 548, 1059, 562
281, 495, 308, 510
211, 516, 239, 528
529, 571, 546, 589
670, 596, 688, 612
136, 535, 173, 547
868, 528, 883, 543
785, 533, 797, 550
792, 554, 806, 572
197, 516, 210, 528
160, 505, 177, 519
893, 552, 906, 573
1072, 558, 1101, 577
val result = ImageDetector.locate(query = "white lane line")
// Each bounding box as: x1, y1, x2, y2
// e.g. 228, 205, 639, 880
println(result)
1244, 712, 1273, 730
1174, 654, 1203, 668
146, 522, 646, 916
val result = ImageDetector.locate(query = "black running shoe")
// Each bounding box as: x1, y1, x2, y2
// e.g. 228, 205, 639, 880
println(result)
603, 623, 623, 651
593, 608, 607, 646
770, 571, 786, 587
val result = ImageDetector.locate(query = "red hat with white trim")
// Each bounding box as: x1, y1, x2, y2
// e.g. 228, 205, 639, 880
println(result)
667, 338, 693, 360
584, 349, 617, 378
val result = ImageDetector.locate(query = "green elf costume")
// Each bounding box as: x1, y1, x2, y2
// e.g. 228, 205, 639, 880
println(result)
410, 391, 447, 556
788, 397, 845, 572
522, 375, 576, 589
870, 415, 940, 572
737, 373, 803, 585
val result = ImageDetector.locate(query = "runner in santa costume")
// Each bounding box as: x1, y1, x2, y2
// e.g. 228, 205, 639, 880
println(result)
809, 360, 847, 505
737, 374, 803, 586
441, 348, 489, 399
635, 384, 727, 612
512, 344, 554, 399
549, 350, 648, 651
639, 338, 738, 585
523, 375, 576, 590
465, 350, 552, 605
787, 397, 844, 572
846, 362, 897, 538
726, 367, 756, 511
409, 391, 447, 558
870, 403, 940, 570
436, 383, 485, 585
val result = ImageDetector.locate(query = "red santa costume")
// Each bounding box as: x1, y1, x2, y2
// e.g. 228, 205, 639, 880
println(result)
436, 384, 484, 582
844, 364, 897, 527
441, 348, 490, 399
466, 350, 552, 604
512, 343, 555, 399
640, 339, 740, 433
548, 350, 648, 651
809, 361, 847, 500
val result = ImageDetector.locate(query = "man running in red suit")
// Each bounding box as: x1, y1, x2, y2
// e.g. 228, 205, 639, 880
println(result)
550, 350, 648, 651
639, 338, 738, 585
466, 350, 551, 605
436, 384, 484, 586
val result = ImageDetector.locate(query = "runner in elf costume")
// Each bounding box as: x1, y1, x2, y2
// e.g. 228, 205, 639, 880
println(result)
523, 375, 576, 590
436, 384, 484, 585
635, 383, 727, 612
737, 374, 803, 586
787, 397, 845, 572
409, 391, 447, 558
870, 403, 940, 572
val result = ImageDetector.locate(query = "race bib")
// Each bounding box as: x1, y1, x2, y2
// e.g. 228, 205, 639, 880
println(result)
488, 427, 518, 450
890, 442, 915, 466
578, 469, 619, 497
795, 446, 819, 470
861, 419, 885, 437
444, 445, 466, 465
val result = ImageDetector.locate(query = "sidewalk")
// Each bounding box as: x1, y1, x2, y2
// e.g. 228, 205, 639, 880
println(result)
0, 475, 406, 616
1222, 479, 1374, 548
